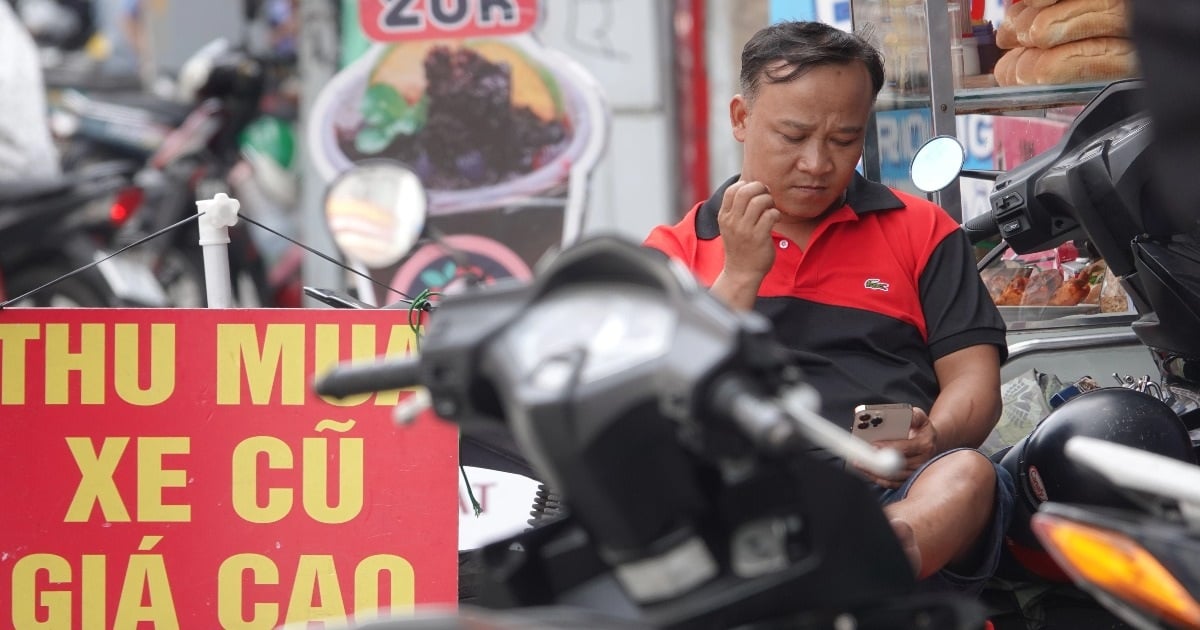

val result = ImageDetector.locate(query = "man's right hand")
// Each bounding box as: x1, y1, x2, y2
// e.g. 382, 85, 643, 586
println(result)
711, 180, 779, 310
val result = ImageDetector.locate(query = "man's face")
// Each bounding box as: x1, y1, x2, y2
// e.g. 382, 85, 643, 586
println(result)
731, 61, 874, 222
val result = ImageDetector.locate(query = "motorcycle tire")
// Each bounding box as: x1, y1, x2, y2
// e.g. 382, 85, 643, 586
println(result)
4, 266, 109, 307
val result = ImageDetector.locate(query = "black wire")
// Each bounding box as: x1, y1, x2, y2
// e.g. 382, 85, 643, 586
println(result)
0, 213, 201, 309
1, 206, 425, 309
426, 224, 477, 281
236, 212, 418, 305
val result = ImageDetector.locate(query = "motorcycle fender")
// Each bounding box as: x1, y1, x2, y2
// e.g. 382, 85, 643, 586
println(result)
93, 248, 170, 307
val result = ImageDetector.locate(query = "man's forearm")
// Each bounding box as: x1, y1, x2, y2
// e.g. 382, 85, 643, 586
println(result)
929, 384, 1001, 451
710, 270, 762, 311
929, 345, 1003, 451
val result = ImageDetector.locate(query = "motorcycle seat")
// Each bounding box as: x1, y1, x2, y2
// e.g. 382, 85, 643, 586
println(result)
0, 178, 73, 205
0, 161, 137, 207
76, 92, 193, 128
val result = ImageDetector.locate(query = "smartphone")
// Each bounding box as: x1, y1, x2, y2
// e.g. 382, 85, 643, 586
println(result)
851, 403, 914, 442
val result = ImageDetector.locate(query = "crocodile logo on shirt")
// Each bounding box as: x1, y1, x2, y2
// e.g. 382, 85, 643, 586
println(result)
864, 278, 890, 292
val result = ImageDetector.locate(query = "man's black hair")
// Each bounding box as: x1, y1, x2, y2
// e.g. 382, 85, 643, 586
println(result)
740, 21, 885, 101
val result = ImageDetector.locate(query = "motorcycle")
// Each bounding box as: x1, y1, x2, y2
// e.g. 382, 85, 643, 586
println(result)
0, 159, 167, 308
49, 38, 292, 307
910, 77, 1200, 629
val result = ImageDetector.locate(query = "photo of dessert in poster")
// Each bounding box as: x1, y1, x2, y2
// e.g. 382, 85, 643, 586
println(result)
309, 17, 608, 303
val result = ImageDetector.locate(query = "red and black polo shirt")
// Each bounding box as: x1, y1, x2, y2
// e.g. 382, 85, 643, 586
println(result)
645, 172, 1007, 429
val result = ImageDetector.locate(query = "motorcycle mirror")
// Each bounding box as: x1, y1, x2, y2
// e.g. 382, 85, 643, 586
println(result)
323, 160, 428, 269
910, 135, 967, 193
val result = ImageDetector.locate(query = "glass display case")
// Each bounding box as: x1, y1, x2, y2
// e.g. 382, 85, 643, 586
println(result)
851, 0, 1141, 332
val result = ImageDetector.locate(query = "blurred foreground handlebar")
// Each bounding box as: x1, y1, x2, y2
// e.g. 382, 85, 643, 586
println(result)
313, 356, 423, 399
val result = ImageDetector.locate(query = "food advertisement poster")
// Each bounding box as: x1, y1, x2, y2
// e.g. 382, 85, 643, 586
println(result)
0, 308, 458, 628
312, 0, 608, 305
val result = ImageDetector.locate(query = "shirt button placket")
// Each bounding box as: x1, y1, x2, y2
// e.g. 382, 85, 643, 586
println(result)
779, 239, 807, 288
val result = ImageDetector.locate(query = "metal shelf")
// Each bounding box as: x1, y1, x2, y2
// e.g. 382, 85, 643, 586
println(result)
953, 81, 1109, 115
875, 81, 1110, 115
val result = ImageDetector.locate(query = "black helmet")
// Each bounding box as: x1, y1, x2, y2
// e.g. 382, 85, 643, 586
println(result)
999, 387, 1195, 567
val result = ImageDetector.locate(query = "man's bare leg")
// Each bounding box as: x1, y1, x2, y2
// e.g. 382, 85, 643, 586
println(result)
889, 518, 923, 576
883, 450, 998, 579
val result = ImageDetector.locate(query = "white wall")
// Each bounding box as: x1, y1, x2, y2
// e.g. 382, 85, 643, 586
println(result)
536, 0, 679, 242
704, 0, 773, 192
143, 0, 246, 72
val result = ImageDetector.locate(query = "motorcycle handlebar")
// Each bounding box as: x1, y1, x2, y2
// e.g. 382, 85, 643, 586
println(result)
313, 356, 423, 399
711, 375, 903, 478
962, 212, 1000, 245
710, 374, 799, 452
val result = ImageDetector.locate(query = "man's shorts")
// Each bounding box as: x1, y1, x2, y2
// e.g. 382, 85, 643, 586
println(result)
874, 447, 1015, 595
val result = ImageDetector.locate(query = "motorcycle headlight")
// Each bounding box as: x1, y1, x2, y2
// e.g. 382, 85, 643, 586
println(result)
502, 285, 676, 390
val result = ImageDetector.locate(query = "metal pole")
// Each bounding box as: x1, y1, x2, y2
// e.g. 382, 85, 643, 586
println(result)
296, 0, 344, 305
924, 0, 963, 221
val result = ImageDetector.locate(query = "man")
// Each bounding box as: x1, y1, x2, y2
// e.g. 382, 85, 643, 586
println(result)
645, 21, 1012, 592
0, 0, 61, 180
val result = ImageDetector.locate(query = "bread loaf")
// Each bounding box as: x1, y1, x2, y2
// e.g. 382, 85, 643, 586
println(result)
1015, 46, 1047, 85
993, 47, 1026, 86
1032, 36, 1137, 84
996, 2, 1028, 49
1028, 0, 1127, 48
1024, 0, 1063, 8
1013, 4, 1044, 47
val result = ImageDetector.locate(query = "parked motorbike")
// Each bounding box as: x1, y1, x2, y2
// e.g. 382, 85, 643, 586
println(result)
911, 77, 1200, 629
50, 38, 292, 307
315, 233, 983, 629
0, 159, 167, 308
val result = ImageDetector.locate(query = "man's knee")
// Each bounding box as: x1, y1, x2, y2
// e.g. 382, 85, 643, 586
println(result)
940, 448, 997, 478
920, 449, 997, 506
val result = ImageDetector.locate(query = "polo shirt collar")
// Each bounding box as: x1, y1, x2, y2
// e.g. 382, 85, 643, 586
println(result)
695, 171, 906, 240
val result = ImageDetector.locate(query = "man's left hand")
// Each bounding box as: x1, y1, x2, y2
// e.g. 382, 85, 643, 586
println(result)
854, 407, 940, 489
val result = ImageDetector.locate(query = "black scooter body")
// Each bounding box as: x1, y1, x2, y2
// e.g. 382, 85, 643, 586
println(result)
0, 161, 139, 306
314, 238, 985, 629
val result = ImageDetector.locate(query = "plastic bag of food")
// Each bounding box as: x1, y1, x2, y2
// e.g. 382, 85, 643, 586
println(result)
1100, 264, 1132, 313
981, 264, 1023, 304
1020, 266, 1063, 306
1049, 258, 1105, 306
1081, 259, 1106, 304
996, 266, 1034, 305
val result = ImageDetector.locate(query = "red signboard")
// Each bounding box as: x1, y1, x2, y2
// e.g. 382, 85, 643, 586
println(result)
360, 0, 541, 42
993, 113, 1074, 171
0, 308, 458, 628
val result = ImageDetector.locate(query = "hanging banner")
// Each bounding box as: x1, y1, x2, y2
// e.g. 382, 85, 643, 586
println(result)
313, 0, 607, 305
0, 308, 458, 629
